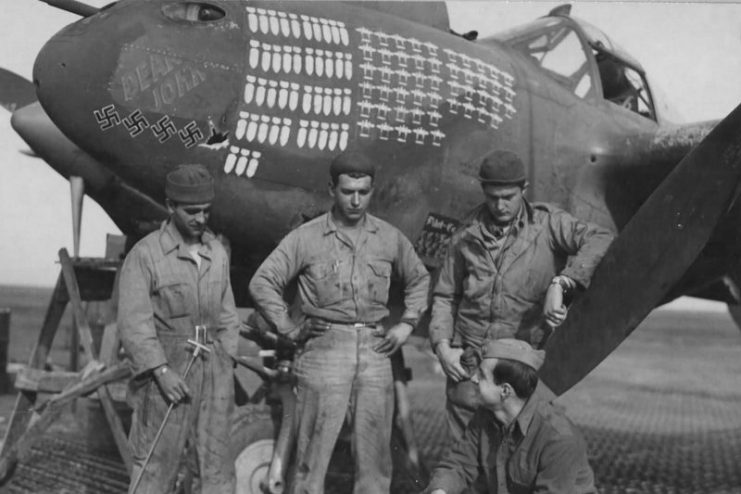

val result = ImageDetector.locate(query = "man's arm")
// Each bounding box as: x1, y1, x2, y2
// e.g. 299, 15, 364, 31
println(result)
117, 246, 167, 377
374, 232, 430, 355
428, 239, 468, 381
425, 411, 484, 494
534, 435, 594, 493
248, 232, 303, 335
547, 209, 615, 289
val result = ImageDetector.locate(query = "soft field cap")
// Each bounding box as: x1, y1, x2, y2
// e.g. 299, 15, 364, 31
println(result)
482, 338, 545, 371
478, 150, 527, 185
165, 164, 215, 204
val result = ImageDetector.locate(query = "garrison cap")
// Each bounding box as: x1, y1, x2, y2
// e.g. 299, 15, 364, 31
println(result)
165, 164, 215, 204
330, 151, 376, 182
478, 150, 527, 185
482, 338, 545, 371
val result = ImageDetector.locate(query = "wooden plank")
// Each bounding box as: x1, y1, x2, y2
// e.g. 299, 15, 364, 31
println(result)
13, 364, 131, 464
13, 368, 79, 393
0, 272, 68, 480
59, 248, 96, 363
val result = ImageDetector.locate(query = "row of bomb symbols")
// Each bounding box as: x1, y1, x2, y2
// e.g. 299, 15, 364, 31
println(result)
234, 112, 350, 152
243, 76, 352, 117
359, 44, 443, 74
248, 41, 353, 80
357, 120, 445, 147
296, 120, 350, 151
359, 102, 443, 128
246, 7, 349, 46
236, 112, 292, 147
224, 146, 262, 178
356, 28, 440, 58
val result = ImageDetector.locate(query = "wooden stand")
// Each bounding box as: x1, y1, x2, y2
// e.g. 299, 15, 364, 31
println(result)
0, 248, 132, 483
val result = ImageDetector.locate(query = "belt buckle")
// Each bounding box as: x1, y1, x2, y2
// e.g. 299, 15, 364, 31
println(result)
352, 322, 373, 328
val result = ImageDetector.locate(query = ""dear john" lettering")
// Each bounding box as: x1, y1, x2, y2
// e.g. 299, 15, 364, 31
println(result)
121, 54, 207, 109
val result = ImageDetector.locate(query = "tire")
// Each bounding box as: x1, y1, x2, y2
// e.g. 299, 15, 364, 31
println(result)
230, 405, 278, 494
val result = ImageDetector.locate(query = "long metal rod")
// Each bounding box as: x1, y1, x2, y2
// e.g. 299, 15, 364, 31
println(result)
129, 353, 199, 494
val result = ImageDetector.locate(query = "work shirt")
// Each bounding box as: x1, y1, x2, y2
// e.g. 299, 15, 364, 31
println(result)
249, 211, 430, 333
427, 393, 596, 494
429, 201, 613, 349
118, 219, 241, 376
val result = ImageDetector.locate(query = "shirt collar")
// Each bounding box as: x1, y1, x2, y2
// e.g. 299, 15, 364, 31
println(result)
322, 210, 379, 235
464, 200, 532, 244
159, 218, 215, 259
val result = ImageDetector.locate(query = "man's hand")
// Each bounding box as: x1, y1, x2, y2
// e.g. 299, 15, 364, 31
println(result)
288, 318, 330, 343
543, 282, 568, 328
435, 340, 468, 382
373, 322, 413, 356
154, 366, 191, 404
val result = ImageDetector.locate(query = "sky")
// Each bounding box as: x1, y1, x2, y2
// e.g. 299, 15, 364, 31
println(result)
2, 1, 741, 287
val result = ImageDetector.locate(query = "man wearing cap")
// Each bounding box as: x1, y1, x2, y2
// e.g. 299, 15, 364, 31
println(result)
249, 151, 430, 493
425, 339, 596, 494
118, 164, 240, 493
430, 149, 613, 442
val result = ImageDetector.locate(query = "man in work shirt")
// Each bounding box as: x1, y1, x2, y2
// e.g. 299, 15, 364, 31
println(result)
118, 164, 240, 493
430, 150, 614, 440
425, 339, 596, 494
249, 151, 430, 494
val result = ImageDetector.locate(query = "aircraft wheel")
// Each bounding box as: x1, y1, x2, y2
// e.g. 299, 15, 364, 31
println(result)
231, 406, 277, 494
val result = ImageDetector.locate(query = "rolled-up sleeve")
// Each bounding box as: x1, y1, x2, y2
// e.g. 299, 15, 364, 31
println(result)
249, 232, 303, 335
395, 233, 430, 326
548, 210, 614, 289
118, 247, 167, 376
428, 238, 464, 347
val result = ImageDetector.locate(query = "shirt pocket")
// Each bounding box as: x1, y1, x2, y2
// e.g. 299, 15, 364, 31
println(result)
367, 260, 391, 304
306, 261, 344, 307
155, 280, 191, 319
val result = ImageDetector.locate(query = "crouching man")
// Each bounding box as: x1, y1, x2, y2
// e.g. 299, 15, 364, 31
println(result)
425, 339, 595, 494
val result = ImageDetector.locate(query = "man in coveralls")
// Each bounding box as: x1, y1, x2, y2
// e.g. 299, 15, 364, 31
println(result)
118, 164, 240, 493
430, 150, 614, 441
425, 339, 596, 494
249, 151, 430, 494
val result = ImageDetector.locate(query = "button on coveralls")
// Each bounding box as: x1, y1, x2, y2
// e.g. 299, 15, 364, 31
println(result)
118, 220, 240, 493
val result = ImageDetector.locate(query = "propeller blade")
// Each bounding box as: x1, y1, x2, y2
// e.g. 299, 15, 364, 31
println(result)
541, 102, 741, 395
0, 69, 36, 112
70, 176, 84, 258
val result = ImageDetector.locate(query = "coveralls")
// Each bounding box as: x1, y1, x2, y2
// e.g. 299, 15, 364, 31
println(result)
430, 201, 614, 439
249, 212, 430, 494
118, 219, 240, 494
425, 390, 596, 494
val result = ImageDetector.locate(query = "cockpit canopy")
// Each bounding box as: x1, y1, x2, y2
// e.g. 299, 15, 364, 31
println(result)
484, 11, 659, 122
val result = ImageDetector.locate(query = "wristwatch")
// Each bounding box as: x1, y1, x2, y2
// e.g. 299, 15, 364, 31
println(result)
154, 365, 169, 377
